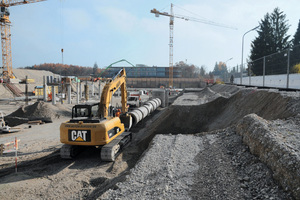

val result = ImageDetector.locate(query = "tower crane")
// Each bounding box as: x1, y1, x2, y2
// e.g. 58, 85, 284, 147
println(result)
151, 4, 236, 87
0, 0, 46, 81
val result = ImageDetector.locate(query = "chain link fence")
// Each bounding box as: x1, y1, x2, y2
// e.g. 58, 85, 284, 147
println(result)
232, 44, 300, 89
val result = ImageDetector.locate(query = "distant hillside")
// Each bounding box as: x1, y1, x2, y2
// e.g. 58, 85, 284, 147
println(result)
21, 63, 102, 77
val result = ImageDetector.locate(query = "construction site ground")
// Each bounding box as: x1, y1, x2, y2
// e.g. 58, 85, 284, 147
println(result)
0, 82, 300, 199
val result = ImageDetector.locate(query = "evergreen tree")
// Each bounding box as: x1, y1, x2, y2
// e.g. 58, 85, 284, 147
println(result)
291, 20, 300, 67
292, 20, 300, 46
250, 8, 290, 75
93, 62, 99, 77
200, 65, 206, 77
271, 8, 290, 51
213, 62, 228, 81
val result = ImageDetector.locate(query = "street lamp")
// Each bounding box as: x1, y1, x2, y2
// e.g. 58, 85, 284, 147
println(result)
240, 26, 259, 84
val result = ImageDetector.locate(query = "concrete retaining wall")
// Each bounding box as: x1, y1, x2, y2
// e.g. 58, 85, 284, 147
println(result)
234, 74, 300, 89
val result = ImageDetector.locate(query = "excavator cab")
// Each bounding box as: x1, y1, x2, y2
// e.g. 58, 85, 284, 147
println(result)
71, 103, 99, 119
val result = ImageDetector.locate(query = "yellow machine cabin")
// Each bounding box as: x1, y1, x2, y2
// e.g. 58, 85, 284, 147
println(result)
60, 68, 132, 161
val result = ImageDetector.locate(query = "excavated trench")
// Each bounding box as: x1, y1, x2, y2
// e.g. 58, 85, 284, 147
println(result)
132, 87, 299, 154
162, 90, 295, 133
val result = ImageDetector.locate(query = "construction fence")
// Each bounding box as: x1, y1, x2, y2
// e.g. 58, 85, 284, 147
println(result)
232, 44, 300, 89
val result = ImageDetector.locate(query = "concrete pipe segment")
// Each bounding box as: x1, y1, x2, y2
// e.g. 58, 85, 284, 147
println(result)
136, 106, 149, 119
144, 101, 155, 112
143, 104, 152, 113
128, 110, 143, 126
129, 98, 162, 126
145, 98, 161, 111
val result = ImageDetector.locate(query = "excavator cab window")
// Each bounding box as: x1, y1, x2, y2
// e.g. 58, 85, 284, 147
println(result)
91, 105, 98, 117
72, 103, 99, 119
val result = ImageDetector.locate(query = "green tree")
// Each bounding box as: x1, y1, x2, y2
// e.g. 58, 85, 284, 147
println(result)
250, 8, 290, 75
292, 20, 300, 46
200, 65, 206, 77
213, 62, 228, 81
291, 20, 300, 67
93, 62, 99, 77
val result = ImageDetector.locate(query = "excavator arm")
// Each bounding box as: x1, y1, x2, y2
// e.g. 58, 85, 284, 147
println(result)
99, 68, 128, 118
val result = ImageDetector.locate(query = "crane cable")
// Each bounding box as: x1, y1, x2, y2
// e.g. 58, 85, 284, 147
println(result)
173, 4, 237, 30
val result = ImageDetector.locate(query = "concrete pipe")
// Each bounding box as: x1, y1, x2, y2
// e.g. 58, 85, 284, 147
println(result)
144, 101, 155, 113
157, 98, 162, 105
128, 110, 143, 126
146, 100, 157, 110
136, 106, 150, 119
150, 98, 161, 110
144, 102, 154, 112
143, 104, 152, 114
128, 98, 162, 126
153, 98, 161, 107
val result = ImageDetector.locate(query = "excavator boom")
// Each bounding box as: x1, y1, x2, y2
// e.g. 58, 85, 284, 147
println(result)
99, 68, 128, 118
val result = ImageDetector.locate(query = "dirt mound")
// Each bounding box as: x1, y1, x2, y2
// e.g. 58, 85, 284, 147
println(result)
151, 89, 300, 135
5, 101, 59, 126
210, 84, 240, 95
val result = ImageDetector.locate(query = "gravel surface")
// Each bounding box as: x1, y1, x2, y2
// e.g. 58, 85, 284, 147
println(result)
102, 129, 293, 199
102, 134, 202, 199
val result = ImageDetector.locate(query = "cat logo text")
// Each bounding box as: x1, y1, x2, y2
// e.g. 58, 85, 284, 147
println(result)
68, 130, 91, 142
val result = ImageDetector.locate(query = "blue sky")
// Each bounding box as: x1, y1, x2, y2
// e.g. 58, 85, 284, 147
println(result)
7, 0, 300, 72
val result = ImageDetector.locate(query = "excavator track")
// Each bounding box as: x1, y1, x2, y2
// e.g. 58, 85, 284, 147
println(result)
60, 144, 82, 159
101, 132, 132, 161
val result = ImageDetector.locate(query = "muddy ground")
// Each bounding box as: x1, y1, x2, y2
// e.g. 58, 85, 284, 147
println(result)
0, 84, 300, 199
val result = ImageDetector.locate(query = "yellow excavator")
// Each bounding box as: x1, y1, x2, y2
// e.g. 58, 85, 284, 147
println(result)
60, 68, 132, 161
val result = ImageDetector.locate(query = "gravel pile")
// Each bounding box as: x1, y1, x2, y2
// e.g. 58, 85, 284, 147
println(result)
237, 113, 300, 199
101, 129, 294, 199
101, 134, 202, 199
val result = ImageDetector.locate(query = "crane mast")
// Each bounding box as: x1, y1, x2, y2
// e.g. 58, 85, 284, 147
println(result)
0, 0, 46, 81
169, 4, 174, 88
